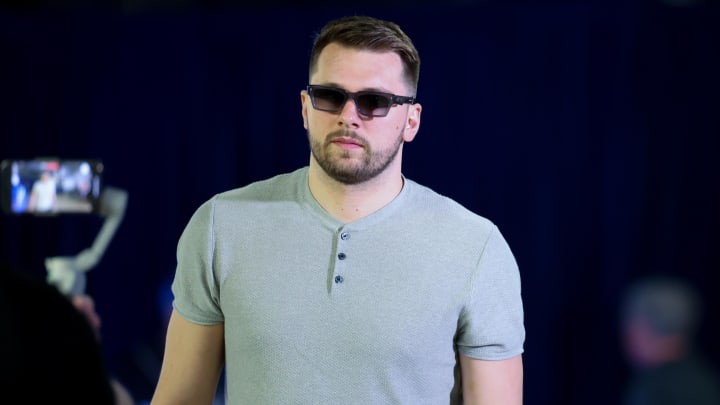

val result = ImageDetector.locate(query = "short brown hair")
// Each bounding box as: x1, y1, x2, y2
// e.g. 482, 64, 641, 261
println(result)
308, 16, 420, 94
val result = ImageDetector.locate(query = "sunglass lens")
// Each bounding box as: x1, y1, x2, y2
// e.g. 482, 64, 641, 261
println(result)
356, 93, 391, 117
312, 88, 346, 112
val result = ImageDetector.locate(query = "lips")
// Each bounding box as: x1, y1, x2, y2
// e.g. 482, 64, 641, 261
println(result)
326, 131, 367, 151
331, 137, 364, 147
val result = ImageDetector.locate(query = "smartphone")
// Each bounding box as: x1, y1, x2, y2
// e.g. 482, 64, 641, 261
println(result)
0, 158, 103, 215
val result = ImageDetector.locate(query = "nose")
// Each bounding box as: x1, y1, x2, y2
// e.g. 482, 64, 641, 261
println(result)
338, 96, 361, 128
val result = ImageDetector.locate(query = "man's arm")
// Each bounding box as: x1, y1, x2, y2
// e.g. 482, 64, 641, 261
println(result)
151, 309, 225, 405
459, 354, 523, 405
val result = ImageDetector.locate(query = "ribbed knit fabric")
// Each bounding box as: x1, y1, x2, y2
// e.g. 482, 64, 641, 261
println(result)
172, 167, 524, 404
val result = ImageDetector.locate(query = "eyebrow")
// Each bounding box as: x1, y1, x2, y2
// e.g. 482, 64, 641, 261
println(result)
316, 82, 395, 94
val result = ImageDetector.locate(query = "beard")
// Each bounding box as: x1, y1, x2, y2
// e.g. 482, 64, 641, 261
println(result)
308, 128, 404, 185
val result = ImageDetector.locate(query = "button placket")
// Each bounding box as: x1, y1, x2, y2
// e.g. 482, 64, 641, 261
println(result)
335, 229, 350, 285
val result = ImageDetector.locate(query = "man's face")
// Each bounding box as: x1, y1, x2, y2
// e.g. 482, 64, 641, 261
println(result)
301, 43, 421, 185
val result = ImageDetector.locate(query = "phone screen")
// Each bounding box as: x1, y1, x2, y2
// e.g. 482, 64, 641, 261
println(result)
1, 158, 103, 215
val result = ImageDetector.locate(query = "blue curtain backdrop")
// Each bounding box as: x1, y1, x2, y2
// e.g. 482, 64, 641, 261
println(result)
1, 2, 719, 404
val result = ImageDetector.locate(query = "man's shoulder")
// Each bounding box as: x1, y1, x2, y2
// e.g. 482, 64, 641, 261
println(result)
405, 178, 494, 229
214, 167, 306, 203
186, 168, 307, 224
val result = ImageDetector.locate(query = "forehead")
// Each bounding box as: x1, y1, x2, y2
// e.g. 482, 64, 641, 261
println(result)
312, 43, 406, 93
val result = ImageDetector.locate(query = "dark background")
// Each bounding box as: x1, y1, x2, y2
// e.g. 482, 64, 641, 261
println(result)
1, 0, 719, 403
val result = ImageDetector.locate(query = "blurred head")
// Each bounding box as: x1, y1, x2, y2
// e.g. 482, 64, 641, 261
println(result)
620, 275, 702, 368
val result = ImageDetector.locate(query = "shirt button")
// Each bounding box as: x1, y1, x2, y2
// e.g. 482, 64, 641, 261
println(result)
338, 252, 346, 260
334, 275, 344, 284
340, 232, 350, 240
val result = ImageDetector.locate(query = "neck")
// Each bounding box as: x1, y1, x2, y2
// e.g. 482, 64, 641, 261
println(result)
308, 159, 404, 223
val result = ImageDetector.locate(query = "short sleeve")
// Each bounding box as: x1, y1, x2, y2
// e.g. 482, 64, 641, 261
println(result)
171, 198, 224, 325
456, 225, 525, 360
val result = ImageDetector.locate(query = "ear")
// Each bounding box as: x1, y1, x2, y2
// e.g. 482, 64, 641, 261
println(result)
301, 90, 310, 130
402, 103, 422, 142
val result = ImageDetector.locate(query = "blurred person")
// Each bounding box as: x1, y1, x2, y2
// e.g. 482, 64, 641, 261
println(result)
27, 170, 57, 213
620, 275, 720, 405
152, 15, 524, 405
0, 262, 134, 405
10, 180, 28, 212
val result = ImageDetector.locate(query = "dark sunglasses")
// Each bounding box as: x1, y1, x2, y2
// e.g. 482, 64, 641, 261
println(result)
306, 85, 416, 118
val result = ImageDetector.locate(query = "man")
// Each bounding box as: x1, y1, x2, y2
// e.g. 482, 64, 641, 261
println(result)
152, 15, 524, 405
28, 170, 57, 213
